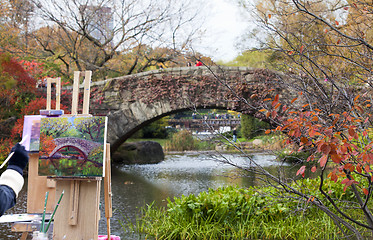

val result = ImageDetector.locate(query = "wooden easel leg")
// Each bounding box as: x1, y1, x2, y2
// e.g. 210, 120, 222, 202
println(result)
20, 232, 28, 240
68, 180, 80, 225
104, 144, 112, 239
107, 217, 111, 239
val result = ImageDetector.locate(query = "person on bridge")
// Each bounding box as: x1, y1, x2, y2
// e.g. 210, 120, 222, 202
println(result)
195, 60, 203, 66
0, 143, 29, 216
233, 128, 237, 143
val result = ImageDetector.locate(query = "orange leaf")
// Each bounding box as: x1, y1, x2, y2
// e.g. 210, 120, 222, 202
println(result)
250, 94, 258, 99
341, 178, 349, 184
356, 165, 362, 173
291, 97, 298, 104
311, 166, 317, 172
319, 155, 328, 167
271, 110, 277, 118
272, 100, 278, 107
300, 137, 308, 144
335, 20, 339, 25
274, 94, 279, 102
354, 95, 360, 102
330, 153, 342, 163
265, 129, 271, 134
320, 143, 331, 155
300, 45, 305, 54
268, 14, 272, 19
348, 127, 357, 139
274, 103, 281, 109
296, 166, 306, 177
363, 188, 369, 195
302, 104, 309, 108
259, 109, 267, 112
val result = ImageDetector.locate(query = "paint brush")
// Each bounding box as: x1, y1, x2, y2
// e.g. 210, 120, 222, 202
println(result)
45, 190, 64, 233
41, 191, 49, 232
0, 135, 28, 169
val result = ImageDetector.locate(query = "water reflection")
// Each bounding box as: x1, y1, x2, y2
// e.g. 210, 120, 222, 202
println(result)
0, 152, 298, 239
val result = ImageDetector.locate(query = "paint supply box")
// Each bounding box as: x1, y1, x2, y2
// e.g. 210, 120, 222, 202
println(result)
98, 235, 120, 240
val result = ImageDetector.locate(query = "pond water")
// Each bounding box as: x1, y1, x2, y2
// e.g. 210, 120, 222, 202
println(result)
0, 152, 299, 239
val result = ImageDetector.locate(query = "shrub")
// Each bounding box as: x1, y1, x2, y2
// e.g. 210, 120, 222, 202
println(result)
164, 130, 196, 151
241, 114, 270, 140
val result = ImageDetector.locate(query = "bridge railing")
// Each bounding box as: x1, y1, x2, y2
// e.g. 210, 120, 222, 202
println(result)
168, 118, 240, 131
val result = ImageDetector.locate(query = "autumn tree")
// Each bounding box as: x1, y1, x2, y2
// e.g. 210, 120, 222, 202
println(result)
74, 117, 106, 142
0, 52, 36, 139
39, 118, 72, 139
16, 0, 207, 80
201, 0, 373, 238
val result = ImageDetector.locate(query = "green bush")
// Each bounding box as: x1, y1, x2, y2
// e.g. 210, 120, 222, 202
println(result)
165, 130, 196, 151
164, 130, 215, 151
241, 114, 270, 140
121, 178, 368, 239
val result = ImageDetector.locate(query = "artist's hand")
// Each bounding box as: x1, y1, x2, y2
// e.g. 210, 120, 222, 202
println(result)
8, 143, 29, 173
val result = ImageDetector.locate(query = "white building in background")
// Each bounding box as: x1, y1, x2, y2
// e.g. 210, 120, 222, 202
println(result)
79, 5, 113, 44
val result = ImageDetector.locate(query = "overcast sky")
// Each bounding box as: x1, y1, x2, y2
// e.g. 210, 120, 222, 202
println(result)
193, 0, 253, 62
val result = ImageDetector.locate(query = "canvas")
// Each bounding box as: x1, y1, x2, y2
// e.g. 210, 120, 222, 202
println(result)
22, 115, 46, 152
38, 116, 107, 177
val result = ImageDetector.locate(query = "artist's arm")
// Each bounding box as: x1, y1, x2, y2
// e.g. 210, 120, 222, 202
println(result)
0, 185, 16, 216
0, 143, 29, 216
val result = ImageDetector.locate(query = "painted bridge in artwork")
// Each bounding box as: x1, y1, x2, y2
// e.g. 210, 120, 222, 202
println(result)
84, 66, 306, 153
49, 137, 102, 159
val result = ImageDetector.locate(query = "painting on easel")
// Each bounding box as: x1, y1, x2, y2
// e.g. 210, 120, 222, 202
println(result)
38, 116, 108, 177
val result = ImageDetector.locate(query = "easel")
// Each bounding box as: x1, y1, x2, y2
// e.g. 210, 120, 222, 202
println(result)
53, 71, 112, 240
16, 72, 113, 239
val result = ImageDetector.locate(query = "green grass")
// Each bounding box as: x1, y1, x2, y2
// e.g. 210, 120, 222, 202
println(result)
119, 179, 371, 240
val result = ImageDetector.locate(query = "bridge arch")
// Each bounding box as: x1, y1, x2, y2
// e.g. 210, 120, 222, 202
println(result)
86, 66, 300, 152
50, 145, 87, 160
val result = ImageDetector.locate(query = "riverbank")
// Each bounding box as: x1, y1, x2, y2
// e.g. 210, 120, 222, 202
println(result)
121, 134, 288, 164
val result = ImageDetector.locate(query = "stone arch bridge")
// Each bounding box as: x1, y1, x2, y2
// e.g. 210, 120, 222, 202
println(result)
85, 66, 303, 152
49, 137, 102, 158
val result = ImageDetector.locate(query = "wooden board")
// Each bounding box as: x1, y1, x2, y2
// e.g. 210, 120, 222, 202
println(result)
104, 144, 112, 238
27, 153, 56, 213
53, 179, 101, 240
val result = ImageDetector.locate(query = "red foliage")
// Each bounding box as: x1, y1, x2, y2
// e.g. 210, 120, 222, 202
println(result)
39, 133, 56, 156
18, 59, 47, 81
1, 54, 36, 94
269, 91, 372, 194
